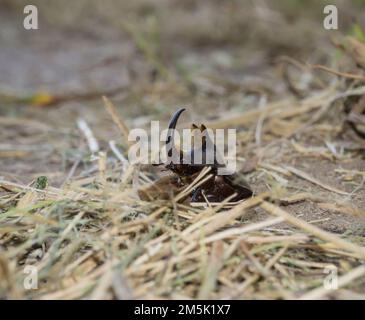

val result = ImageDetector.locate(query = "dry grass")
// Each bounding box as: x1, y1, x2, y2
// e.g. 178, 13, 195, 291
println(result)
1, 78, 365, 299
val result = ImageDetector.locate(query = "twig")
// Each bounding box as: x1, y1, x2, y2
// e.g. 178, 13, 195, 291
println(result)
77, 118, 99, 154
261, 201, 365, 258
283, 165, 349, 195
309, 64, 365, 82
102, 96, 130, 146
197, 241, 224, 299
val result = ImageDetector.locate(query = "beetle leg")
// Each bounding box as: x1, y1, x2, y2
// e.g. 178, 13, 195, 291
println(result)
191, 186, 204, 202
222, 175, 253, 200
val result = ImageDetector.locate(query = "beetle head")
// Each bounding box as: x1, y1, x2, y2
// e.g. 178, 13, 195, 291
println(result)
162, 108, 225, 176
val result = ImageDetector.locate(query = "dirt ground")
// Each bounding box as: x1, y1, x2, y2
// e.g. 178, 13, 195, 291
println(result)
1, 0, 365, 299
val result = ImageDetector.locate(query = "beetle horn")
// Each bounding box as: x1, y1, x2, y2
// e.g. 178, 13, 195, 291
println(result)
166, 108, 185, 157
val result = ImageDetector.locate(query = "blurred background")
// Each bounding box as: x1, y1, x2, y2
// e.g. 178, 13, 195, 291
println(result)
0, 0, 365, 184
